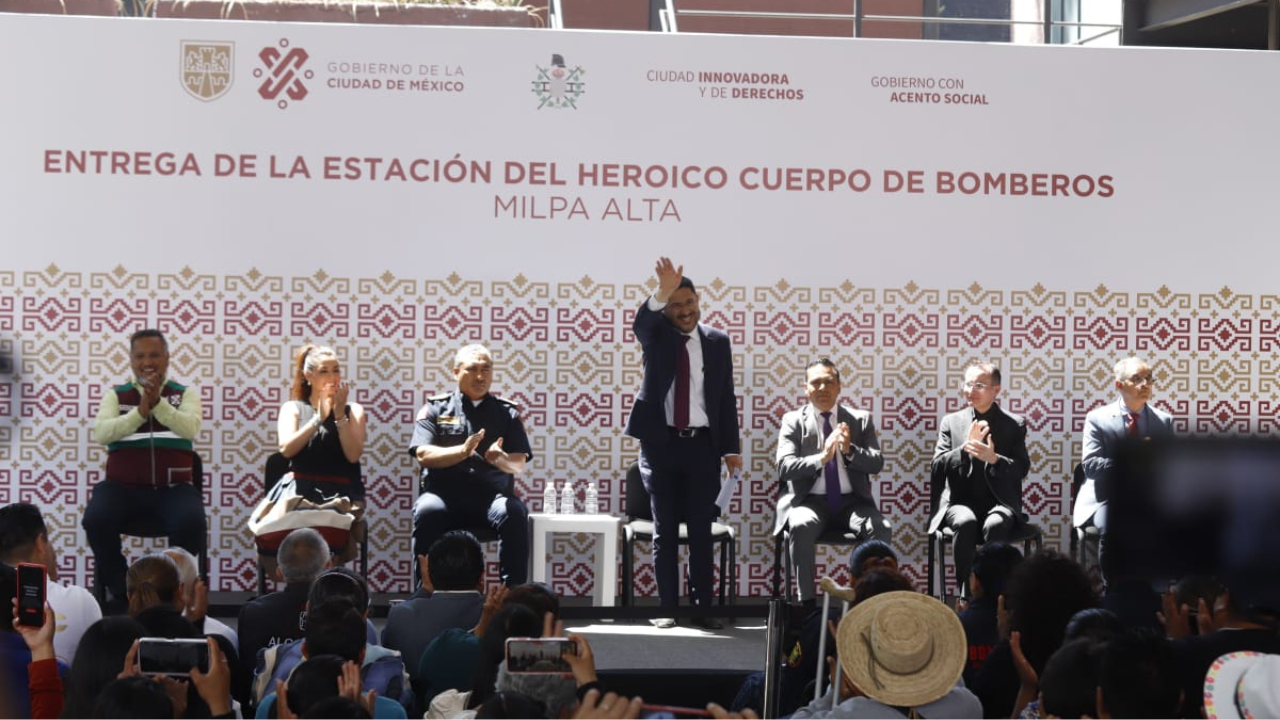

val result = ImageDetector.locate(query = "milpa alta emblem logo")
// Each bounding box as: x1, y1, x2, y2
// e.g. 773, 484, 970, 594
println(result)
180, 41, 234, 102
532, 53, 586, 109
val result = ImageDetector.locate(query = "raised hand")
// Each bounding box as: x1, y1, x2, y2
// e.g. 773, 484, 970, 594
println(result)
11, 600, 56, 661
1157, 588, 1194, 640
473, 584, 509, 637
337, 660, 377, 715
654, 256, 684, 302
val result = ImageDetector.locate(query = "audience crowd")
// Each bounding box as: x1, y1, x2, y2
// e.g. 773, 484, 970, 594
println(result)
3, 498, 1279, 719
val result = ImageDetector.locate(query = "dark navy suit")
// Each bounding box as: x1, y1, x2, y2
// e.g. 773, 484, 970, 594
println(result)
625, 299, 740, 608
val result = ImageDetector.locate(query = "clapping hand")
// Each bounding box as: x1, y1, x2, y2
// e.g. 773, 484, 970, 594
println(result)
963, 420, 997, 464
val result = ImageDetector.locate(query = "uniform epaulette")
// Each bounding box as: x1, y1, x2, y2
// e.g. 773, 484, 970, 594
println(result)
494, 396, 521, 409
429, 391, 454, 401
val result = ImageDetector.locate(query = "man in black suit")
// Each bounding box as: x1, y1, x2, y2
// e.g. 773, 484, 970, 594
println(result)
625, 257, 741, 629
928, 362, 1030, 599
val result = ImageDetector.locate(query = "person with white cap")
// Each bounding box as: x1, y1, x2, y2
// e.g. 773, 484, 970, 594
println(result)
1204, 651, 1280, 719
790, 590, 982, 719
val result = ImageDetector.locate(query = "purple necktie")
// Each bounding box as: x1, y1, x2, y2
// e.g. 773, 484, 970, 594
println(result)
674, 335, 691, 430
1127, 411, 1140, 438
822, 412, 842, 515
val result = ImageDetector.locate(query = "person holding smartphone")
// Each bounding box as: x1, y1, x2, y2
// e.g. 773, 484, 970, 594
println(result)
0, 502, 101, 663
83, 329, 205, 611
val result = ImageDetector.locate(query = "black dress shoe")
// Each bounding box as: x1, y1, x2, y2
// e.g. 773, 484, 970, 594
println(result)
691, 616, 724, 630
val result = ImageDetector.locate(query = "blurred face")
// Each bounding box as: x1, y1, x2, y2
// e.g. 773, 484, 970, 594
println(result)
455, 350, 494, 401
1116, 361, 1154, 410
805, 364, 841, 413
305, 358, 342, 396
859, 555, 898, 577
963, 367, 1000, 414
663, 287, 700, 333
130, 336, 169, 384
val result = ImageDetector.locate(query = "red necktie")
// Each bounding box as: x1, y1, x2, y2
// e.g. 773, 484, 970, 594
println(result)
1127, 411, 1140, 437
674, 335, 691, 430
822, 412, 842, 515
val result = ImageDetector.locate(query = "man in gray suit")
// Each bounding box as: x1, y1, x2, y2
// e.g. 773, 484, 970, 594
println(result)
775, 358, 889, 604
1076, 357, 1173, 574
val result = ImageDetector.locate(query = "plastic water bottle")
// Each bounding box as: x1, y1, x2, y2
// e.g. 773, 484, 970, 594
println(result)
561, 481, 576, 515
584, 482, 599, 514
543, 481, 558, 514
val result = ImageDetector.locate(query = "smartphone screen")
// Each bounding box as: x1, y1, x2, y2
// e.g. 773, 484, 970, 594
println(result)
504, 637, 576, 674
137, 638, 210, 677
17, 563, 46, 628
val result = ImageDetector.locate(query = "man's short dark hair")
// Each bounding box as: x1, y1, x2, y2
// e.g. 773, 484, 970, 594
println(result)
1064, 608, 1126, 644
972, 541, 1023, 596
428, 530, 484, 591
0, 502, 47, 565
308, 567, 369, 613
503, 582, 560, 621
304, 600, 366, 662
287, 654, 345, 716
849, 540, 897, 580
278, 528, 330, 584
1098, 632, 1181, 719
805, 358, 841, 384
1039, 639, 1105, 720
968, 362, 1002, 386
129, 328, 168, 350
677, 276, 696, 294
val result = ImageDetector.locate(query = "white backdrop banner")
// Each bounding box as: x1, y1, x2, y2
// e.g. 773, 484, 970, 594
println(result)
1, 15, 1277, 595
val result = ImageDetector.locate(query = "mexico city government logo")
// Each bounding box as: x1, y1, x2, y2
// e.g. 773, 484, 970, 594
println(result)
180, 41, 233, 102
255, 38, 313, 110
532, 53, 586, 109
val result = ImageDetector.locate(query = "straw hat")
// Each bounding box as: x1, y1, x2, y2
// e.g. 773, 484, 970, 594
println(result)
1204, 651, 1280, 719
835, 590, 966, 708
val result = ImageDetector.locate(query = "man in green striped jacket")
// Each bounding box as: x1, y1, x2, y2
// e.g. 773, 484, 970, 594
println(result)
83, 328, 205, 609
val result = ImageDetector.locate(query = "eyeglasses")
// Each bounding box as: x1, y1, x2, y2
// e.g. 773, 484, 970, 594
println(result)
1126, 375, 1155, 386
963, 382, 990, 391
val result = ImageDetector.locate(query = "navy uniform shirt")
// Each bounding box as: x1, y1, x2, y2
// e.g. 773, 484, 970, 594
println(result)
409, 390, 534, 496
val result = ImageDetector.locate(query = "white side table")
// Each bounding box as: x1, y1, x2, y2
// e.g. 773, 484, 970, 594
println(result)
529, 513, 622, 607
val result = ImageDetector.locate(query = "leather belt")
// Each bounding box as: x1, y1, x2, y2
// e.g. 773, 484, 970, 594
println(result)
669, 427, 707, 438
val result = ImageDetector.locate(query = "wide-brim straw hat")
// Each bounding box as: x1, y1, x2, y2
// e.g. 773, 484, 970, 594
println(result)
836, 590, 966, 708
1204, 651, 1280, 719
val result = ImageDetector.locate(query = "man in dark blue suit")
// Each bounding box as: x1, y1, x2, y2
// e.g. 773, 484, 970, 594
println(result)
625, 257, 742, 630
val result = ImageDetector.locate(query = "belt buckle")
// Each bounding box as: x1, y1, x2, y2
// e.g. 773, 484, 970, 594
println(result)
677, 427, 697, 438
